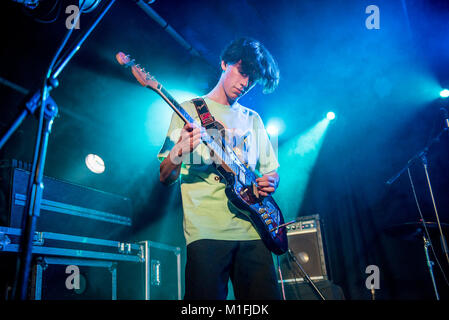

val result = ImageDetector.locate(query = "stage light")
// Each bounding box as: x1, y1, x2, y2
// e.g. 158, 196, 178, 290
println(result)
276, 118, 331, 221
440, 89, 449, 98
326, 111, 336, 120
266, 124, 279, 136
80, 0, 102, 13
85, 154, 105, 174
266, 118, 285, 136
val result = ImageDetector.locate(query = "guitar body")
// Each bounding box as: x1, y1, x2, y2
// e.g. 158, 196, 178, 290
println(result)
215, 162, 288, 255
115, 51, 288, 255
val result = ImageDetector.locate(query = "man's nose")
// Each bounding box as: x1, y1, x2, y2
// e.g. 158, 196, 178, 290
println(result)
241, 76, 250, 88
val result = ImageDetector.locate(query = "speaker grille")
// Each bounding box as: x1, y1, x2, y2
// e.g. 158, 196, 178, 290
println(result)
278, 215, 327, 283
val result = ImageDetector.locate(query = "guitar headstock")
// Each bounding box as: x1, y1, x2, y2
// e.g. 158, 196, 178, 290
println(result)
115, 52, 160, 91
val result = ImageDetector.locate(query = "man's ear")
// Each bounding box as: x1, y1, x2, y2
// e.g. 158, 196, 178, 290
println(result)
221, 60, 227, 72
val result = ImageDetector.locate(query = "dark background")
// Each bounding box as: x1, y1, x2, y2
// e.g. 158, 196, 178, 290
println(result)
1, 0, 449, 299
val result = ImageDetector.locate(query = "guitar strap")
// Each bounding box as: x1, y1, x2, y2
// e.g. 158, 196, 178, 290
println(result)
191, 98, 252, 169
191, 97, 225, 134
191, 99, 252, 177
192, 98, 249, 164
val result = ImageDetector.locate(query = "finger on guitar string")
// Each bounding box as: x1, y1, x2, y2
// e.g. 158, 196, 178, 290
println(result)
257, 180, 274, 187
258, 186, 275, 193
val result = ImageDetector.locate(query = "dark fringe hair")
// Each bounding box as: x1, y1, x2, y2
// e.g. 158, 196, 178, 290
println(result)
220, 37, 280, 94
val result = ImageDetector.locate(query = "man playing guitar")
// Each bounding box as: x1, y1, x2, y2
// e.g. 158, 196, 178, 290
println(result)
158, 37, 281, 300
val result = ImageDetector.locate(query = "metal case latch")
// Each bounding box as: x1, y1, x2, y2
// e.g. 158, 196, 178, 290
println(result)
0, 232, 11, 250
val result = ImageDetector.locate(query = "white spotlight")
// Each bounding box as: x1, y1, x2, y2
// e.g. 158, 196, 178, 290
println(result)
440, 89, 449, 98
326, 112, 336, 120
267, 124, 279, 136
85, 154, 105, 174
266, 118, 285, 136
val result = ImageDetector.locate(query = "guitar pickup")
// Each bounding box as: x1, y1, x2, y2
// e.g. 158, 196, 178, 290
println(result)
265, 219, 272, 225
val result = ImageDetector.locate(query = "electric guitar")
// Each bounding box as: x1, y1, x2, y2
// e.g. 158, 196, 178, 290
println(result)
115, 52, 288, 255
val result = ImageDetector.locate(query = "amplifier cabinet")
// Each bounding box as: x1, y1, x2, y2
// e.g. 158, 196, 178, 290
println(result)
282, 280, 345, 300
278, 215, 328, 283
0, 162, 133, 240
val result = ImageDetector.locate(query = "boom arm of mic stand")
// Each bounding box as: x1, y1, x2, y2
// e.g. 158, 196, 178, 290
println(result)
51, 0, 117, 80
288, 249, 326, 300
386, 127, 448, 185
386, 150, 426, 185
0, 0, 117, 151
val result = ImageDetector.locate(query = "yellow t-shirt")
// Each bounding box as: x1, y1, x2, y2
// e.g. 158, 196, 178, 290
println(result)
157, 97, 279, 245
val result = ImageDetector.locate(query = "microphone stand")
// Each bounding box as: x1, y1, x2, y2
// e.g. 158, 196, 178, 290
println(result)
422, 233, 439, 300
6, 0, 117, 300
386, 119, 449, 299
419, 152, 449, 266
288, 249, 326, 300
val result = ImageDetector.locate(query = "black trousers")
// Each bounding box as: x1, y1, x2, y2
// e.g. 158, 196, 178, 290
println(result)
184, 239, 281, 300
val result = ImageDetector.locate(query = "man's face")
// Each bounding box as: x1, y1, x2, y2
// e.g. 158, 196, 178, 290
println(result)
220, 60, 256, 103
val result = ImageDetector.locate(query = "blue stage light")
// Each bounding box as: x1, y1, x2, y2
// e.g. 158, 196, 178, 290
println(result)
440, 89, 449, 98
266, 124, 279, 136
266, 118, 285, 136
326, 112, 336, 120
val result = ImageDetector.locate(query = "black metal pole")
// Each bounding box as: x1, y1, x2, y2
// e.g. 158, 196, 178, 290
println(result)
0, 0, 117, 152
11, 0, 116, 299
14, 94, 58, 300
288, 249, 326, 300
420, 154, 449, 267
423, 234, 440, 300
51, 0, 117, 80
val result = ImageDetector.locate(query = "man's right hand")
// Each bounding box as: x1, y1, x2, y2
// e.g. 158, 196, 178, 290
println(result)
160, 123, 202, 185
173, 123, 202, 158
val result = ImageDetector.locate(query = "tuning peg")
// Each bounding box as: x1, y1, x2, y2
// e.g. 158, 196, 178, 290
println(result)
124, 58, 135, 68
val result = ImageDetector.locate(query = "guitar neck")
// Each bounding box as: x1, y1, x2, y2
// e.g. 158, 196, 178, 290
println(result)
158, 86, 196, 125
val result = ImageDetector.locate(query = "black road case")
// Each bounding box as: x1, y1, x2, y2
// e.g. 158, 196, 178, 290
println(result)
0, 227, 183, 300
0, 226, 143, 300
